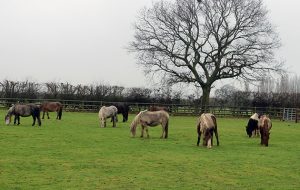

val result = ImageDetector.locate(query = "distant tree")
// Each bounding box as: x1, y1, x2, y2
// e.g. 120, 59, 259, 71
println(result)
130, 0, 282, 112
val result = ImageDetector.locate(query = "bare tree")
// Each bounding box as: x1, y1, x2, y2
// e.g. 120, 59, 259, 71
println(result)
130, 0, 282, 112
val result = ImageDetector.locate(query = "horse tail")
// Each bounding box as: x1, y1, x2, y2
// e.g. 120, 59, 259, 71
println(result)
164, 119, 169, 138
58, 106, 63, 120
196, 118, 201, 146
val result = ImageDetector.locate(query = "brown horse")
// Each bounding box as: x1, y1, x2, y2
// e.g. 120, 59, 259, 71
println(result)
258, 115, 272, 146
130, 110, 169, 138
148, 105, 169, 112
196, 113, 219, 149
5, 104, 41, 126
40, 102, 63, 120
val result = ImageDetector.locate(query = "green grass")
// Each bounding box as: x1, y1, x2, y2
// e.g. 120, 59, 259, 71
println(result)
0, 110, 299, 190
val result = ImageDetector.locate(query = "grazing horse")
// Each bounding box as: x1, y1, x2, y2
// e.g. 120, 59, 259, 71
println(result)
130, 110, 169, 138
259, 115, 272, 146
99, 106, 118, 128
5, 104, 41, 126
196, 113, 219, 149
112, 102, 130, 122
40, 102, 63, 120
246, 113, 260, 137
148, 105, 169, 112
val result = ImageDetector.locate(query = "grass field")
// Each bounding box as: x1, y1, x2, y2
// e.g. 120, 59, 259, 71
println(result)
0, 110, 299, 190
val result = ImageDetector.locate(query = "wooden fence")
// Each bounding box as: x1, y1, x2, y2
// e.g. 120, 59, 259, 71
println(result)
0, 98, 294, 120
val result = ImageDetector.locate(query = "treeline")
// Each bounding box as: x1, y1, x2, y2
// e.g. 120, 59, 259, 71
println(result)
0, 80, 182, 104
213, 75, 300, 108
1, 74, 300, 108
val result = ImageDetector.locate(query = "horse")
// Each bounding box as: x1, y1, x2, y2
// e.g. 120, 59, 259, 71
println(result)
258, 115, 272, 146
5, 104, 41, 126
40, 102, 63, 120
246, 113, 260, 137
148, 105, 169, 112
99, 106, 118, 128
196, 113, 219, 149
112, 102, 130, 122
130, 110, 169, 138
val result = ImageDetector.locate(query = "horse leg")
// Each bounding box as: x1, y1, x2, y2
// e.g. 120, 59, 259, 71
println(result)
42, 111, 45, 119
14, 116, 17, 125
197, 123, 201, 146
112, 116, 116, 127
102, 118, 106, 128
145, 126, 149, 138
47, 111, 50, 119
32, 115, 36, 126
37, 112, 41, 126
15, 115, 20, 125
197, 132, 201, 146
140, 125, 145, 138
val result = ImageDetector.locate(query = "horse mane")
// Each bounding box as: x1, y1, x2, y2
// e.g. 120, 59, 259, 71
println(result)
130, 110, 147, 130
7, 104, 15, 115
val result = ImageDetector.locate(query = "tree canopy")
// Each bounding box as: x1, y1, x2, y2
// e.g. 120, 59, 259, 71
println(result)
130, 0, 282, 111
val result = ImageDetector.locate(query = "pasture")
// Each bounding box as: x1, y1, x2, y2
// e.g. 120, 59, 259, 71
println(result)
0, 110, 299, 190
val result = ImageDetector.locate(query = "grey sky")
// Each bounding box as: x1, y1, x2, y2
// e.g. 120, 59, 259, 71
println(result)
0, 0, 299, 88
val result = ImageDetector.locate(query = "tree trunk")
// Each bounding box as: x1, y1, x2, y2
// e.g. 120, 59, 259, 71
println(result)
200, 85, 211, 114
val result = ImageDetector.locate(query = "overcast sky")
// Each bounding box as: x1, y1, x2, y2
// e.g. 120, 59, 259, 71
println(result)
0, 0, 299, 89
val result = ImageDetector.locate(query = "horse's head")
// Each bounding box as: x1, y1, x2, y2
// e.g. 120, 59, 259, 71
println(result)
5, 105, 15, 125
130, 122, 136, 137
5, 114, 11, 125
203, 128, 214, 149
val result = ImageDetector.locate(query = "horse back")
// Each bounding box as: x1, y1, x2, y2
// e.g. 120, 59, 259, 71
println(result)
14, 104, 40, 116
40, 102, 62, 112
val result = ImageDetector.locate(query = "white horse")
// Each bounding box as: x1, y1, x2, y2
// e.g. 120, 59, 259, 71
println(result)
98, 106, 118, 128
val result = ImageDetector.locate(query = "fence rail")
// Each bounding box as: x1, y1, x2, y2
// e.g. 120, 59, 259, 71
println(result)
0, 98, 296, 120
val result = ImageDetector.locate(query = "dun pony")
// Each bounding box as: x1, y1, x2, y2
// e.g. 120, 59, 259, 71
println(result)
5, 104, 41, 126
99, 106, 118, 128
196, 113, 219, 149
40, 102, 63, 120
130, 110, 169, 138
258, 115, 272, 146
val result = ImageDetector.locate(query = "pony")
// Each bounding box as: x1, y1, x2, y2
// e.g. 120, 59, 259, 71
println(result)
40, 102, 63, 120
112, 102, 130, 122
148, 105, 169, 112
130, 110, 169, 138
258, 115, 272, 146
5, 104, 41, 126
196, 113, 219, 149
246, 113, 260, 137
99, 106, 118, 128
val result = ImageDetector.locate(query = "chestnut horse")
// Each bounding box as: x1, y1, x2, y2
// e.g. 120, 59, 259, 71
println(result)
130, 110, 169, 138
196, 113, 219, 149
258, 115, 272, 146
40, 102, 63, 120
5, 104, 41, 126
148, 105, 169, 112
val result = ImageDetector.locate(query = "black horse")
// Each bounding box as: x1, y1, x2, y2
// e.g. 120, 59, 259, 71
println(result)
112, 103, 130, 122
5, 104, 42, 126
